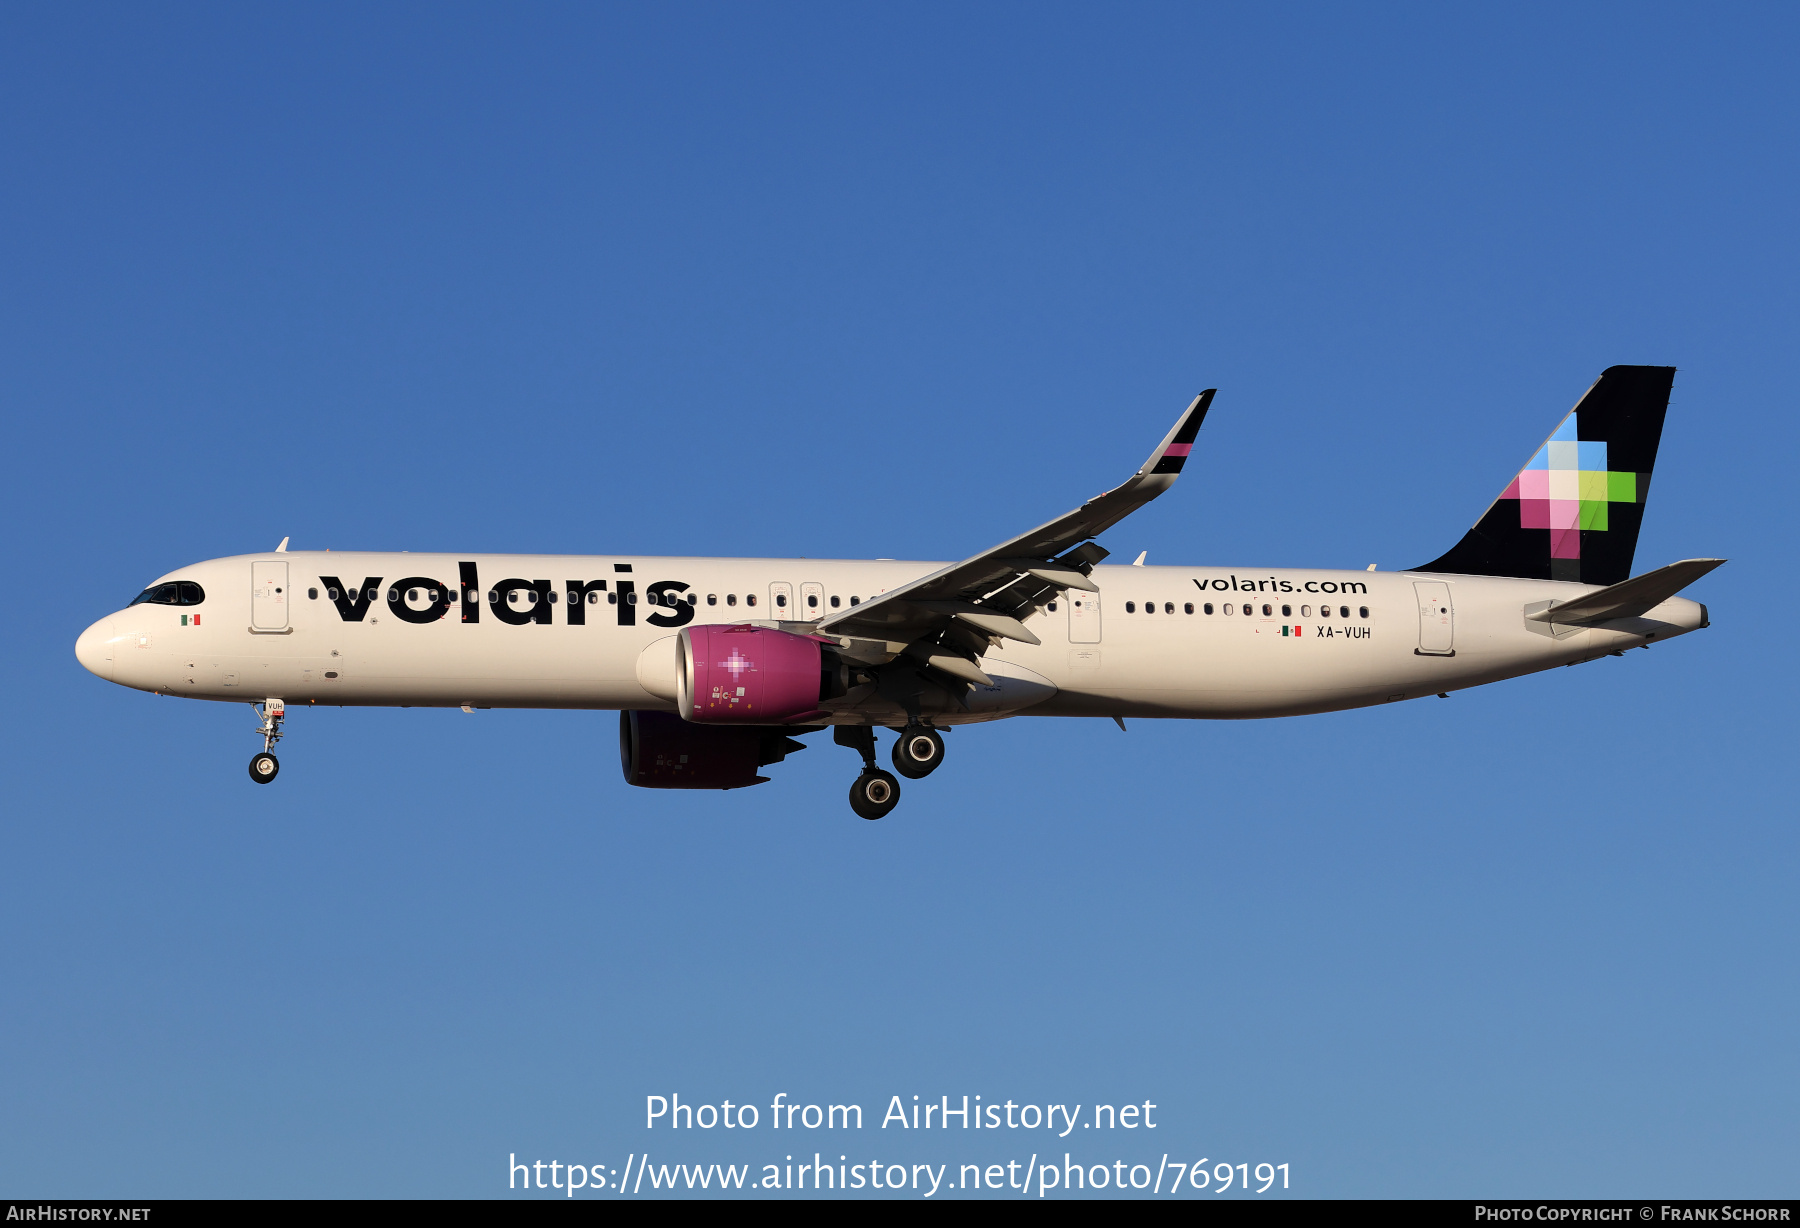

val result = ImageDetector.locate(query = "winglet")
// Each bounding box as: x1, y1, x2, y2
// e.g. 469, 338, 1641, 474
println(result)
1140, 390, 1215, 476
275, 537, 289, 552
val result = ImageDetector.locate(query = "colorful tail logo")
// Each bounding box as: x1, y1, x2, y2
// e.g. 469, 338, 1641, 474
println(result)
1417, 366, 1673, 585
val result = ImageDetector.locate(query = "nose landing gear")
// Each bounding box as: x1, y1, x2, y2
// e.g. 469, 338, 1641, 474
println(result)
248, 698, 285, 785
834, 724, 901, 820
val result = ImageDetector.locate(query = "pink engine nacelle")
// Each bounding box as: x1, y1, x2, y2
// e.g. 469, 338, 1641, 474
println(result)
678, 623, 828, 724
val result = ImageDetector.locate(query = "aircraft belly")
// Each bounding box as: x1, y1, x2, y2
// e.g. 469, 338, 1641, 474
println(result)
1017, 607, 1603, 718
340, 627, 645, 707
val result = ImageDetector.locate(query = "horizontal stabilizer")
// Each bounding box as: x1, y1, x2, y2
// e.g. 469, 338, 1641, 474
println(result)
1525, 558, 1725, 626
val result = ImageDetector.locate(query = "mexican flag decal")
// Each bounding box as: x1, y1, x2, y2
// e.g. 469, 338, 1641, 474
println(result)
181, 614, 200, 626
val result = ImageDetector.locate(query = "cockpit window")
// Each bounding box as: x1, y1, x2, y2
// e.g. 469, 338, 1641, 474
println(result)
129, 581, 205, 607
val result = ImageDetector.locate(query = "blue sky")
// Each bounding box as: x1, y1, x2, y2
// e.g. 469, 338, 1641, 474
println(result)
1, 3, 1794, 1198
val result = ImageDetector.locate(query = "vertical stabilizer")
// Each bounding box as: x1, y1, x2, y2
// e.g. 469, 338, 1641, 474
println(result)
1416, 365, 1674, 585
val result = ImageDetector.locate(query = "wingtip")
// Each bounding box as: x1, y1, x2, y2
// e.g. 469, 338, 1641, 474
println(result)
1145, 389, 1214, 474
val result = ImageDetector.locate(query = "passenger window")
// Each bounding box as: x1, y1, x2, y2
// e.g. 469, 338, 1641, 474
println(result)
590, 592, 601, 604
1243, 604, 1253, 616
1125, 602, 1136, 613
1281, 604, 1291, 617
830, 595, 840, 608
627, 593, 637, 605
1261, 604, 1272, 616
327, 588, 340, 601
746, 594, 757, 607
1165, 602, 1174, 614
776, 594, 787, 608
1223, 603, 1234, 616
608, 592, 618, 605
1320, 605, 1331, 618
366, 588, 380, 602
408, 589, 419, 602
707, 594, 717, 605
807, 594, 818, 608
726, 594, 737, 606
1359, 606, 1369, 619
1340, 605, 1350, 618
308, 587, 318, 600
1047, 601, 1057, 613
1301, 604, 1311, 617
850, 596, 859, 606
1203, 603, 1213, 615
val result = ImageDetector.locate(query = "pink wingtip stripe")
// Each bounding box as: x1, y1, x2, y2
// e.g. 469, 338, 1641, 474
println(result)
1164, 442, 1192, 457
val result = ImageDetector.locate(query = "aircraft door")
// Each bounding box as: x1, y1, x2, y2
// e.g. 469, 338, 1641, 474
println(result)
1413, 581, 1454, 655
1067, 592, 1101, 643
251, 561, 290, 631
799, 581, 825, 621
769, 582, 795, 620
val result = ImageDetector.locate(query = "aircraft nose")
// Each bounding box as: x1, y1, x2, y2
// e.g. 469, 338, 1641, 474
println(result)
75, 616, 116, 681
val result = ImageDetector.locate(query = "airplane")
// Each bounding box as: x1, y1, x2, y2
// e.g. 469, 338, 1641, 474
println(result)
74, 365, 1721, 819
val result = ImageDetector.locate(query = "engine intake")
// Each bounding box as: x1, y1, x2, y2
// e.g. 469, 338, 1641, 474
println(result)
619, 710, 807, 790
677, 623, 835, 724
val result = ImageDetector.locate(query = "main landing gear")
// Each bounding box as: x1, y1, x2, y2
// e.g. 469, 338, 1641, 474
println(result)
834, 724, 947, 818
835, 725, 900, 820
248, 698, 285, 784
891, 725, 945, 779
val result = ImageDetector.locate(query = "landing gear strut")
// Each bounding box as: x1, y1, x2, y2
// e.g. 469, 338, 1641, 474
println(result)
249, 698, 284, 785
891, 724, 944, 779
835, 725, 900, 820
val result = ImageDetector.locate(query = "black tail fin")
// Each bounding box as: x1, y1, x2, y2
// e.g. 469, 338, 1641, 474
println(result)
1415, 365, 1674, 585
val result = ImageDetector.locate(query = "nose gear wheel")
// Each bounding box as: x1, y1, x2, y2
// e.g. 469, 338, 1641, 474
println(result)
248, 699, 286, 785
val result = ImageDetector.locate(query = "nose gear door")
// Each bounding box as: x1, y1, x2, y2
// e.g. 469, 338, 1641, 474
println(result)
1413, 580, 1454, 655
252, 561, 290, 631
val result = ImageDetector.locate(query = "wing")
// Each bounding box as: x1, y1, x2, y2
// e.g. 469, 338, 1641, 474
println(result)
815, 390, 1215, 681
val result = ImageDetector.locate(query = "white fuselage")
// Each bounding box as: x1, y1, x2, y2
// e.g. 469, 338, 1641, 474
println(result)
74, 551, 1708, 723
